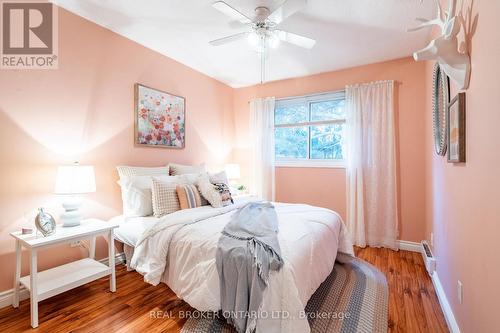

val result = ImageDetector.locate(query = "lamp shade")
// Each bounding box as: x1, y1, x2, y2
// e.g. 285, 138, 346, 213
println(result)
224, 164, 241, 180
54, 165, 96, 194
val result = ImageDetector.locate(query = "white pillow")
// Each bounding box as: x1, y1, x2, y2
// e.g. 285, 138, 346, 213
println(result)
196, 173, 233, 208
209, 170, 229, 185
119, 175, 179, 217
169, 163, 206, 176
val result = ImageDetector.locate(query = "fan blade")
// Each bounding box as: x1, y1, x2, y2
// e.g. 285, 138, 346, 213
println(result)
209, 32, 249, 46
212, 1, 252, 24
276, 30, 316, 49
268, 0, 307, 25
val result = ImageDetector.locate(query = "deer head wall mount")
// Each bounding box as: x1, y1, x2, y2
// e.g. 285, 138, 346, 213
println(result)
408, 0, 471, 90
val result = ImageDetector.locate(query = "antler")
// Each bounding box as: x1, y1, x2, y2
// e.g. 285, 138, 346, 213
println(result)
407, 0, 446, 33
444, 0, 457, 21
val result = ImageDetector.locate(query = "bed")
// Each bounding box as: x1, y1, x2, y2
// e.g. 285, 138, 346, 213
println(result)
111, 197, 353, 332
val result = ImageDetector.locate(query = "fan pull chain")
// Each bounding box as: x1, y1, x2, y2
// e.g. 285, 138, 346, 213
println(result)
260, 35, 267, 84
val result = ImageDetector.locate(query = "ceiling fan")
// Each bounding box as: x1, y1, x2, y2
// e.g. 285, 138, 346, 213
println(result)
209, 0, 316, 83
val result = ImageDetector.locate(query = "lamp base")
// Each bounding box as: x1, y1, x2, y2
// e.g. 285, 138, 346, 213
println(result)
60, 198, 83, 227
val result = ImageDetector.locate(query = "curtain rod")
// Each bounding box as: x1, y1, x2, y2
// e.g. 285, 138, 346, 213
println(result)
247, 89, 345, 104
246, 80, 401, 104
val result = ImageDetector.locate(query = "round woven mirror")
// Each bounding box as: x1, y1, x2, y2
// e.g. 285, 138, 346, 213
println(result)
432, 63, 450, 156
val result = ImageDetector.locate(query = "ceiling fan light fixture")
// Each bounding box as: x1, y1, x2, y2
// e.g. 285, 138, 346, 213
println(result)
269, 33, 280, 49
208, 0, 313, 84
248, 31, 259, 46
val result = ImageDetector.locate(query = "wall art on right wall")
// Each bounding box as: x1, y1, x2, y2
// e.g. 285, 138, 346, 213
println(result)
447, 92, 466, 163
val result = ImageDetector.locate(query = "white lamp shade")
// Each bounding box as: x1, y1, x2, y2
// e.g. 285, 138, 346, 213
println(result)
54, 165, 96, 194
224, 164, 241, 180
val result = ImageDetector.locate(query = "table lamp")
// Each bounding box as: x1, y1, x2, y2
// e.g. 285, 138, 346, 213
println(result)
54, 162, 96, 227
225, 163, 246, 194
224, 163, 241, 182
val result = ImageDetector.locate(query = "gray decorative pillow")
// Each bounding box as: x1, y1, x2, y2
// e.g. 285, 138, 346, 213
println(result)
169, 163, 206, 176
151, 178, 182, 218
196, 173, 234, 208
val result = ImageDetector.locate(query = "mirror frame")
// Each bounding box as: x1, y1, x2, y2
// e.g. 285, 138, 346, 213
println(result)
432, 63, 450, 156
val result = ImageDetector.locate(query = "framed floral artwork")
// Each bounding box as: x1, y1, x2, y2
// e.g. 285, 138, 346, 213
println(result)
447, 92, 466, 163
134, 83, 185, 148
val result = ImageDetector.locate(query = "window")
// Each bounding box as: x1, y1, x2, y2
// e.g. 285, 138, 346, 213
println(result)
274, 91, 346, 167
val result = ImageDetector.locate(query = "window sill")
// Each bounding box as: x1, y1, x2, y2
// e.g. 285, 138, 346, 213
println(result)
275, 160, 346, 169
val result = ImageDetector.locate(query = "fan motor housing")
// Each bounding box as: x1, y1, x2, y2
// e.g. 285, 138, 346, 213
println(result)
254, 6, 270, 22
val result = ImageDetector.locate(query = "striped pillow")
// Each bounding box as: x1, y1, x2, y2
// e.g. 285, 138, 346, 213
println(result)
176, 184, 202, 210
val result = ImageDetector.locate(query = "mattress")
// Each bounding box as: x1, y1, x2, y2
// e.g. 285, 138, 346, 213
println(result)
110, 215, 158, 247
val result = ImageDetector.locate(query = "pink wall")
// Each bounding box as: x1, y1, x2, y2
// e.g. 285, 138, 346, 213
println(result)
0, 8, 234, 292
424, 0, 500, 331
233, 57, 427, 242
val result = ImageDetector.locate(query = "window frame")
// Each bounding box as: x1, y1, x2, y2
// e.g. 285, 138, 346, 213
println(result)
274, 90, 347, 168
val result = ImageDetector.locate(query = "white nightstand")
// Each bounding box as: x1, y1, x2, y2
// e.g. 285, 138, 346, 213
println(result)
10, 219, 119, 328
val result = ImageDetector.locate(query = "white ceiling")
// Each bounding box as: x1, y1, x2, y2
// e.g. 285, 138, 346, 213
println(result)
53, 0, 434, 88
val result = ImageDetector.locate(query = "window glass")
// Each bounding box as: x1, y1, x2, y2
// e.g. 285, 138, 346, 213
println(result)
274, 104, 308, 125
310, 99, 345, 122
274, 91, 346, 165
310, 124, 345, 160
275, 126, 308, 159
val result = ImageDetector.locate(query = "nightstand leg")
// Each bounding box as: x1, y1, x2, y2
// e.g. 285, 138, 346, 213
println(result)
89, 236, 96, 259
13, 240, 21, 308
108, 230, 116, 292
30, 249, 38, 328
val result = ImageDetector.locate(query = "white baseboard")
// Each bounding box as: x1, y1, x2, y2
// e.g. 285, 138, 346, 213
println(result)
98, 252, 126, 265
397, 240, 421, 252
431, 271, 461, 333
0, 252, 125, 309
0, 286, 30, 309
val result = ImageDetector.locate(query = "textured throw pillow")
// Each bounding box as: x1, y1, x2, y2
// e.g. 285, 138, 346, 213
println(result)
196, 173, 234, 208
176, 184, 202, 210
117, 165, 169, 179
169, 163, 206, 176
118, 175, 179, 217
151, 178, 183, 218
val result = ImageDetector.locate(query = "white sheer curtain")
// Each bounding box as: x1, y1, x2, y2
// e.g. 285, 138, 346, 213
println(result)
249, 97, 276, 201
346, 81, 398, 250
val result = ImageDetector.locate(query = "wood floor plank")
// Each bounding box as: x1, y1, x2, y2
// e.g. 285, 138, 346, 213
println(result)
0, 247, 448, 332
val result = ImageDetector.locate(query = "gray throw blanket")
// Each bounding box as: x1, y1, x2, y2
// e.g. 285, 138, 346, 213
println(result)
216, 202, 284, 333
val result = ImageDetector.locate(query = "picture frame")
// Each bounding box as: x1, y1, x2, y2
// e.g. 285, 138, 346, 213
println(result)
134, 83, 185, 149
447, 92, 466, 163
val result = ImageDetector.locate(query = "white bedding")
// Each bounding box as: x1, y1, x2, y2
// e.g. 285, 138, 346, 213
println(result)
112, 199, 353, 332
111, 215, 157, 247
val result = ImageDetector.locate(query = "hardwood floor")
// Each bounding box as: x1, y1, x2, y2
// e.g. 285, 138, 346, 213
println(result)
355, 247, 448, 333
0, 248, 448, 332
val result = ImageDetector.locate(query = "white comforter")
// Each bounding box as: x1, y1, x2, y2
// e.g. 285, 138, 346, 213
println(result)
125, 199, 353, 333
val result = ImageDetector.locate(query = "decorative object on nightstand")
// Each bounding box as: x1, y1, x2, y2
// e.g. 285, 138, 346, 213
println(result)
54, 162, 96, 227
34, 208, 56, 237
